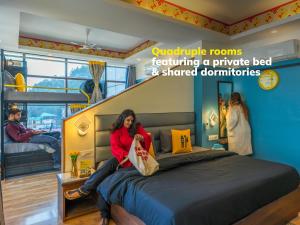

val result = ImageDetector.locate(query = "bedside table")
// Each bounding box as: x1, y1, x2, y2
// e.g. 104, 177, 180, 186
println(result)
56, 173, 98, 221
289, 215, 300, 225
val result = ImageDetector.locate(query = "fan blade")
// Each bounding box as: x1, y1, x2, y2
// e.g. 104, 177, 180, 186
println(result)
88, 43, 96, 48
79, 45, 89, 50
70, 41, 80, 46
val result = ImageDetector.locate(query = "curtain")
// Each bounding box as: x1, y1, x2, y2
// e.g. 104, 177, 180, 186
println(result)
126, 65, 136, 88
88, 61, 105, 104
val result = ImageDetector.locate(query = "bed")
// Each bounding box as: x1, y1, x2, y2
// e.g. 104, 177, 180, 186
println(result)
4, 91, 87, 103
94, 112, 300, 225
3, 127, 56, 177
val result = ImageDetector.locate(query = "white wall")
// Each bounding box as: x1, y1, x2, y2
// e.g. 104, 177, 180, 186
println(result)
63, 74, 194, 171
0, 6, 20, 50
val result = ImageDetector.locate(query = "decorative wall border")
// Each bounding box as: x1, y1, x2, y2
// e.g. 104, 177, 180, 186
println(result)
121, 0, 300, 35
19, 36, 157, 59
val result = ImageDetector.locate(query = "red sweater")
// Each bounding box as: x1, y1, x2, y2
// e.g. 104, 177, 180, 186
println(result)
5, 121, 34, 142
110, 124, 151, 168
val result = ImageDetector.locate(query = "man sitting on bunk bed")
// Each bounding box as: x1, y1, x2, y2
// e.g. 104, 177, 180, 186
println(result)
5, 108, 61, 169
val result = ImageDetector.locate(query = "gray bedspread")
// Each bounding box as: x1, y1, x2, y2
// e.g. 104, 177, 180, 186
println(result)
100, 150, 299, 225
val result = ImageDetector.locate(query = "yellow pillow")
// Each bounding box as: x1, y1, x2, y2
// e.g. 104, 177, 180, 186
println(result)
15, 73, 26, 92
147, 132, 156, 158
148, 142, 156, 158
171, 129, 192, 154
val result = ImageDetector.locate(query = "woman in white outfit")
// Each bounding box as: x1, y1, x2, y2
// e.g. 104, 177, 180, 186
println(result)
226, 92, 253, 155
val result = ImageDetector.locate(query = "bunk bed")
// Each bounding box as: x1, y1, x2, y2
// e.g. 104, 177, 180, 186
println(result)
0, 50, 90, 179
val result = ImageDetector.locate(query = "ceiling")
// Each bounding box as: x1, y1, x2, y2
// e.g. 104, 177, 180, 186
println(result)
0, 0, 228, 46
229, 19, 300, 48
0, 0, 299, 64
20, 13, 147, 52
167, 0, 290, 24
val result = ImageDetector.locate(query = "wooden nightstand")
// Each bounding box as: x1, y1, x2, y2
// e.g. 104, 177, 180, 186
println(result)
289, 215, 300, 225
56, 173, 98, 221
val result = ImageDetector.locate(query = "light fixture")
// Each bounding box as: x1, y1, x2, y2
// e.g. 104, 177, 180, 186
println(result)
204, 109, 218, 129
74, 116, 91, 136
209, 111, 218, 127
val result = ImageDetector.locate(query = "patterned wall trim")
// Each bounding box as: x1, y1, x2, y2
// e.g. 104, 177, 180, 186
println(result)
19, 36, 157, 59
121, 0, 300, 35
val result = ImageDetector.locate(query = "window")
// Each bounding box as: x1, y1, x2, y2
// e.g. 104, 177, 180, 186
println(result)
26, 57, 65, 77
27, 77, 65, 93
3, 51, 23, 61
3, 51, 128, 97
3, 51, 130, 133
67, 60, 91, 79
27, 104, 66, 131
67, 80, 86, 93
106, 67, 127, 81
106, 82, 126, 97
106, 66, 127, 97
67, 60, 91, 93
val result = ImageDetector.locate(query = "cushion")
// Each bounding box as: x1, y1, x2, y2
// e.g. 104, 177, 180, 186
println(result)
160, 129, 172, 153
148, 143, 156, 158
171, 129, 192, 154
3, 127, 13, 144
15, 73, 26, 92
157, 146, 209, 160
147, 133, 156, 158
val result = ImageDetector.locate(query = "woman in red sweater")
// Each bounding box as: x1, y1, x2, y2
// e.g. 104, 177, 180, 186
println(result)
65, 109, 151, 225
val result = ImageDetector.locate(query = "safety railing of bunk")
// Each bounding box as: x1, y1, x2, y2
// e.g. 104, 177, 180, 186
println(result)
4, 84, 91, 105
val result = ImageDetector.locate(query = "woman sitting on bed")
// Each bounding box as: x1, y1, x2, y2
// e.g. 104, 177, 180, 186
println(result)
64, 109, 151, 225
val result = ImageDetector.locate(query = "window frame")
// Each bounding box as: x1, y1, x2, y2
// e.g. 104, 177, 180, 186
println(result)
26, 103, 67, 131
3, 50, 128, 127
4, 50, 128, 96
105, 66, 127, 97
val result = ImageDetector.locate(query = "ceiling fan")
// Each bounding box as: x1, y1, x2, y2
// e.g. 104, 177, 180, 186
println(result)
70, 28, 101, 50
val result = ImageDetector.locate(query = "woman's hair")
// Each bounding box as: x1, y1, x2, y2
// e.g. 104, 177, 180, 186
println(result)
230, 92, 249, 120
111, 109, 138, 137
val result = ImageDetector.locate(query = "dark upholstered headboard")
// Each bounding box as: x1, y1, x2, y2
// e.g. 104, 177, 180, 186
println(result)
94, 112, 195, 165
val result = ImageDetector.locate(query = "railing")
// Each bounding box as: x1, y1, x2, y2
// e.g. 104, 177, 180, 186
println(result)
4, 84, 91, 105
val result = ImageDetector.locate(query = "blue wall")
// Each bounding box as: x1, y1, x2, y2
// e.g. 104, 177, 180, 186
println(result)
194, 69, 232, 147
195, 60, 300, 172
194, 73, 203, 146
233, 59, 300, 172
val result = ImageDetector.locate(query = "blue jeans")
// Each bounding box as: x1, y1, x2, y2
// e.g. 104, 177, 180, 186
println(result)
29, 132, 61, 165
81, 158, 119, 218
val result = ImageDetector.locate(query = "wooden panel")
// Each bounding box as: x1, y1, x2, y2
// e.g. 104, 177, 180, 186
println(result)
1, 171, 299, 225
111, 205, 145, 225
1, 172, 115, 225
111, 187, 300, 225
234, 187, 300, 225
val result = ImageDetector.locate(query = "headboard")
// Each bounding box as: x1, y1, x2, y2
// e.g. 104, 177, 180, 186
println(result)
94, 112, 195, 165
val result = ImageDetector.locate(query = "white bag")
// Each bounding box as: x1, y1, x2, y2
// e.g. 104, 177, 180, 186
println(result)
124, 138, 159, 176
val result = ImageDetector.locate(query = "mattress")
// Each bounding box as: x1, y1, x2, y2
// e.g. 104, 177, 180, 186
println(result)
4, 91, 87, 102
99, 150, 299, 225
4, 143, 55, 154
156, 146, 209, 160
